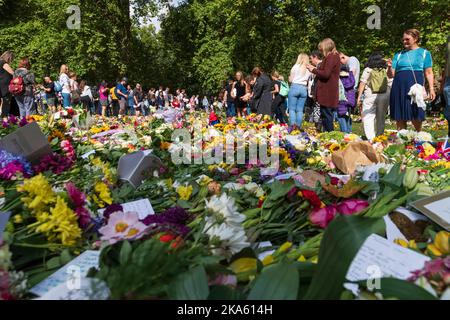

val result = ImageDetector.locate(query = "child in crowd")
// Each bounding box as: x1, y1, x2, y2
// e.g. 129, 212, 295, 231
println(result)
337, 65, 356, 133
209, 105, 220, 126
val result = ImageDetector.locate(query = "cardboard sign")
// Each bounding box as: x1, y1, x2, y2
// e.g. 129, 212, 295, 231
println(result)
30, 250, 100, 297
0, 122, 52, 163
411, 191, 450, 231
346, 234, 430, 282
98, 199, 155, 220
118, 150, 163, 188
0, 211, 11, 242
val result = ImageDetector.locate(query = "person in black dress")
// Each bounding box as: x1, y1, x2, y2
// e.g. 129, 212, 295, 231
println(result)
0, 51, 15, 118
232, 71, 247, 118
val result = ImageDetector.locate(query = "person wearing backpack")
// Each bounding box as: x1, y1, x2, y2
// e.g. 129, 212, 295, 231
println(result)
0, 51, 14, 118
12, 57, 35, 118
59, 64, 71, 109
69, 72, 80, 106
357, 52, 392, 141
337, 65, 356, 133
271, 71, 288, 124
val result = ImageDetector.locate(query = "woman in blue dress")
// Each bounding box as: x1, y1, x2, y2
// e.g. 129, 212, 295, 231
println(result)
387, 29, 436, 131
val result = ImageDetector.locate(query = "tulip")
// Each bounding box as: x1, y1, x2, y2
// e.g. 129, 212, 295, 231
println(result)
434, 231, 450, 256
336, 199, 369, 216
310, 205, 337, 228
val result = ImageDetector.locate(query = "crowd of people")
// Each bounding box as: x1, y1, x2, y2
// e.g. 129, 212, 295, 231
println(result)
1, 29, 449, 139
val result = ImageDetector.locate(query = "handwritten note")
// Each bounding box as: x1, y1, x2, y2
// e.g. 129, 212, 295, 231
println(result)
0, 211, 11, 241
98, 199, 154, 220
30, 250, 100, 297
346, 234, 430, 282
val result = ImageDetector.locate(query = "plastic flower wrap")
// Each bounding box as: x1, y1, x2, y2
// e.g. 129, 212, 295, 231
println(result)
0, 149, 33, 180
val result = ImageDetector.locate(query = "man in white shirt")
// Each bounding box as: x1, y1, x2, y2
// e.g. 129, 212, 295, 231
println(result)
340, 52, 361, 89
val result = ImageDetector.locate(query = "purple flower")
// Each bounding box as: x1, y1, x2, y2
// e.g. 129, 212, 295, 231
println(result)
141, 206, 191, 236
75, 207, 92, 229
2, 121, 8, 128
19, 118, 28, 127
8, 115, 18, 125
103, 204, 124, 221
66, 182, 86, 207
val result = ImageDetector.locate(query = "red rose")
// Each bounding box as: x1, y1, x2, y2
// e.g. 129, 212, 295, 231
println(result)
301, 190, 322, 209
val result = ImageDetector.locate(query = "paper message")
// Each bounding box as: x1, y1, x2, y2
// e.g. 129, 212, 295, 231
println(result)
424, 197, 450, 225
98, 199, 154, 220
0, 211, 11, 241
346, 234, 430, 282
30, 250, 100, 297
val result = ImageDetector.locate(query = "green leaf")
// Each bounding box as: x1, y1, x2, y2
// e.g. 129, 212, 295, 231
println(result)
304, 216, 386, 300
168, 265, 210, 300
358, 278, 437, 300
268, 180, 295, 201
119, 241, 132, 266
247, 261, 299, 300
208, 286, 239, 300
381, 164, 404, 188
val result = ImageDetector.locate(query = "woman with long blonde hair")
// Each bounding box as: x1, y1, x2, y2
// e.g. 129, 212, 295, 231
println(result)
306, 38, 341, 132
59, 64, 71, 108
288, 53, 311, 127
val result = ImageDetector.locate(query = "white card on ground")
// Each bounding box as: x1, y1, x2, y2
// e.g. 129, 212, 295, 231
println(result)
30, 250, 100, 297
36, 278, 110, 301
0, 211, 11, 241
346, 234, 430, 282
81, 150, 96, 159
285, 135, 303, 146
424, 198, 450, 225
98, 199, 154, 220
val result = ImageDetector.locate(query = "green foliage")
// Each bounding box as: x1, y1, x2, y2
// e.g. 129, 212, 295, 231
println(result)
1, 0, 448, 93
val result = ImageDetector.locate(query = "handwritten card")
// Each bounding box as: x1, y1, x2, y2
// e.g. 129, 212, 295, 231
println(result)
346, 234, 430, 282
412, 191, 450, 231
98, 199, 154, 220
0, 211, 11, 241
30, 250, 100, 297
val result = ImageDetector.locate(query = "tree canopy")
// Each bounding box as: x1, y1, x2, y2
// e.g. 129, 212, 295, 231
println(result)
0, 0, 448, 93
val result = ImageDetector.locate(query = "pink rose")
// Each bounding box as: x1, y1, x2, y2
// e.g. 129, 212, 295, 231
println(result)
310, 205, 337, 228
336, 199, 369, 216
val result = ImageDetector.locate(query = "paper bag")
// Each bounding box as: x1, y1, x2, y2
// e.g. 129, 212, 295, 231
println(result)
118, 150, 163, 188
0, 122, 52, 163
331, 141, 381, 174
